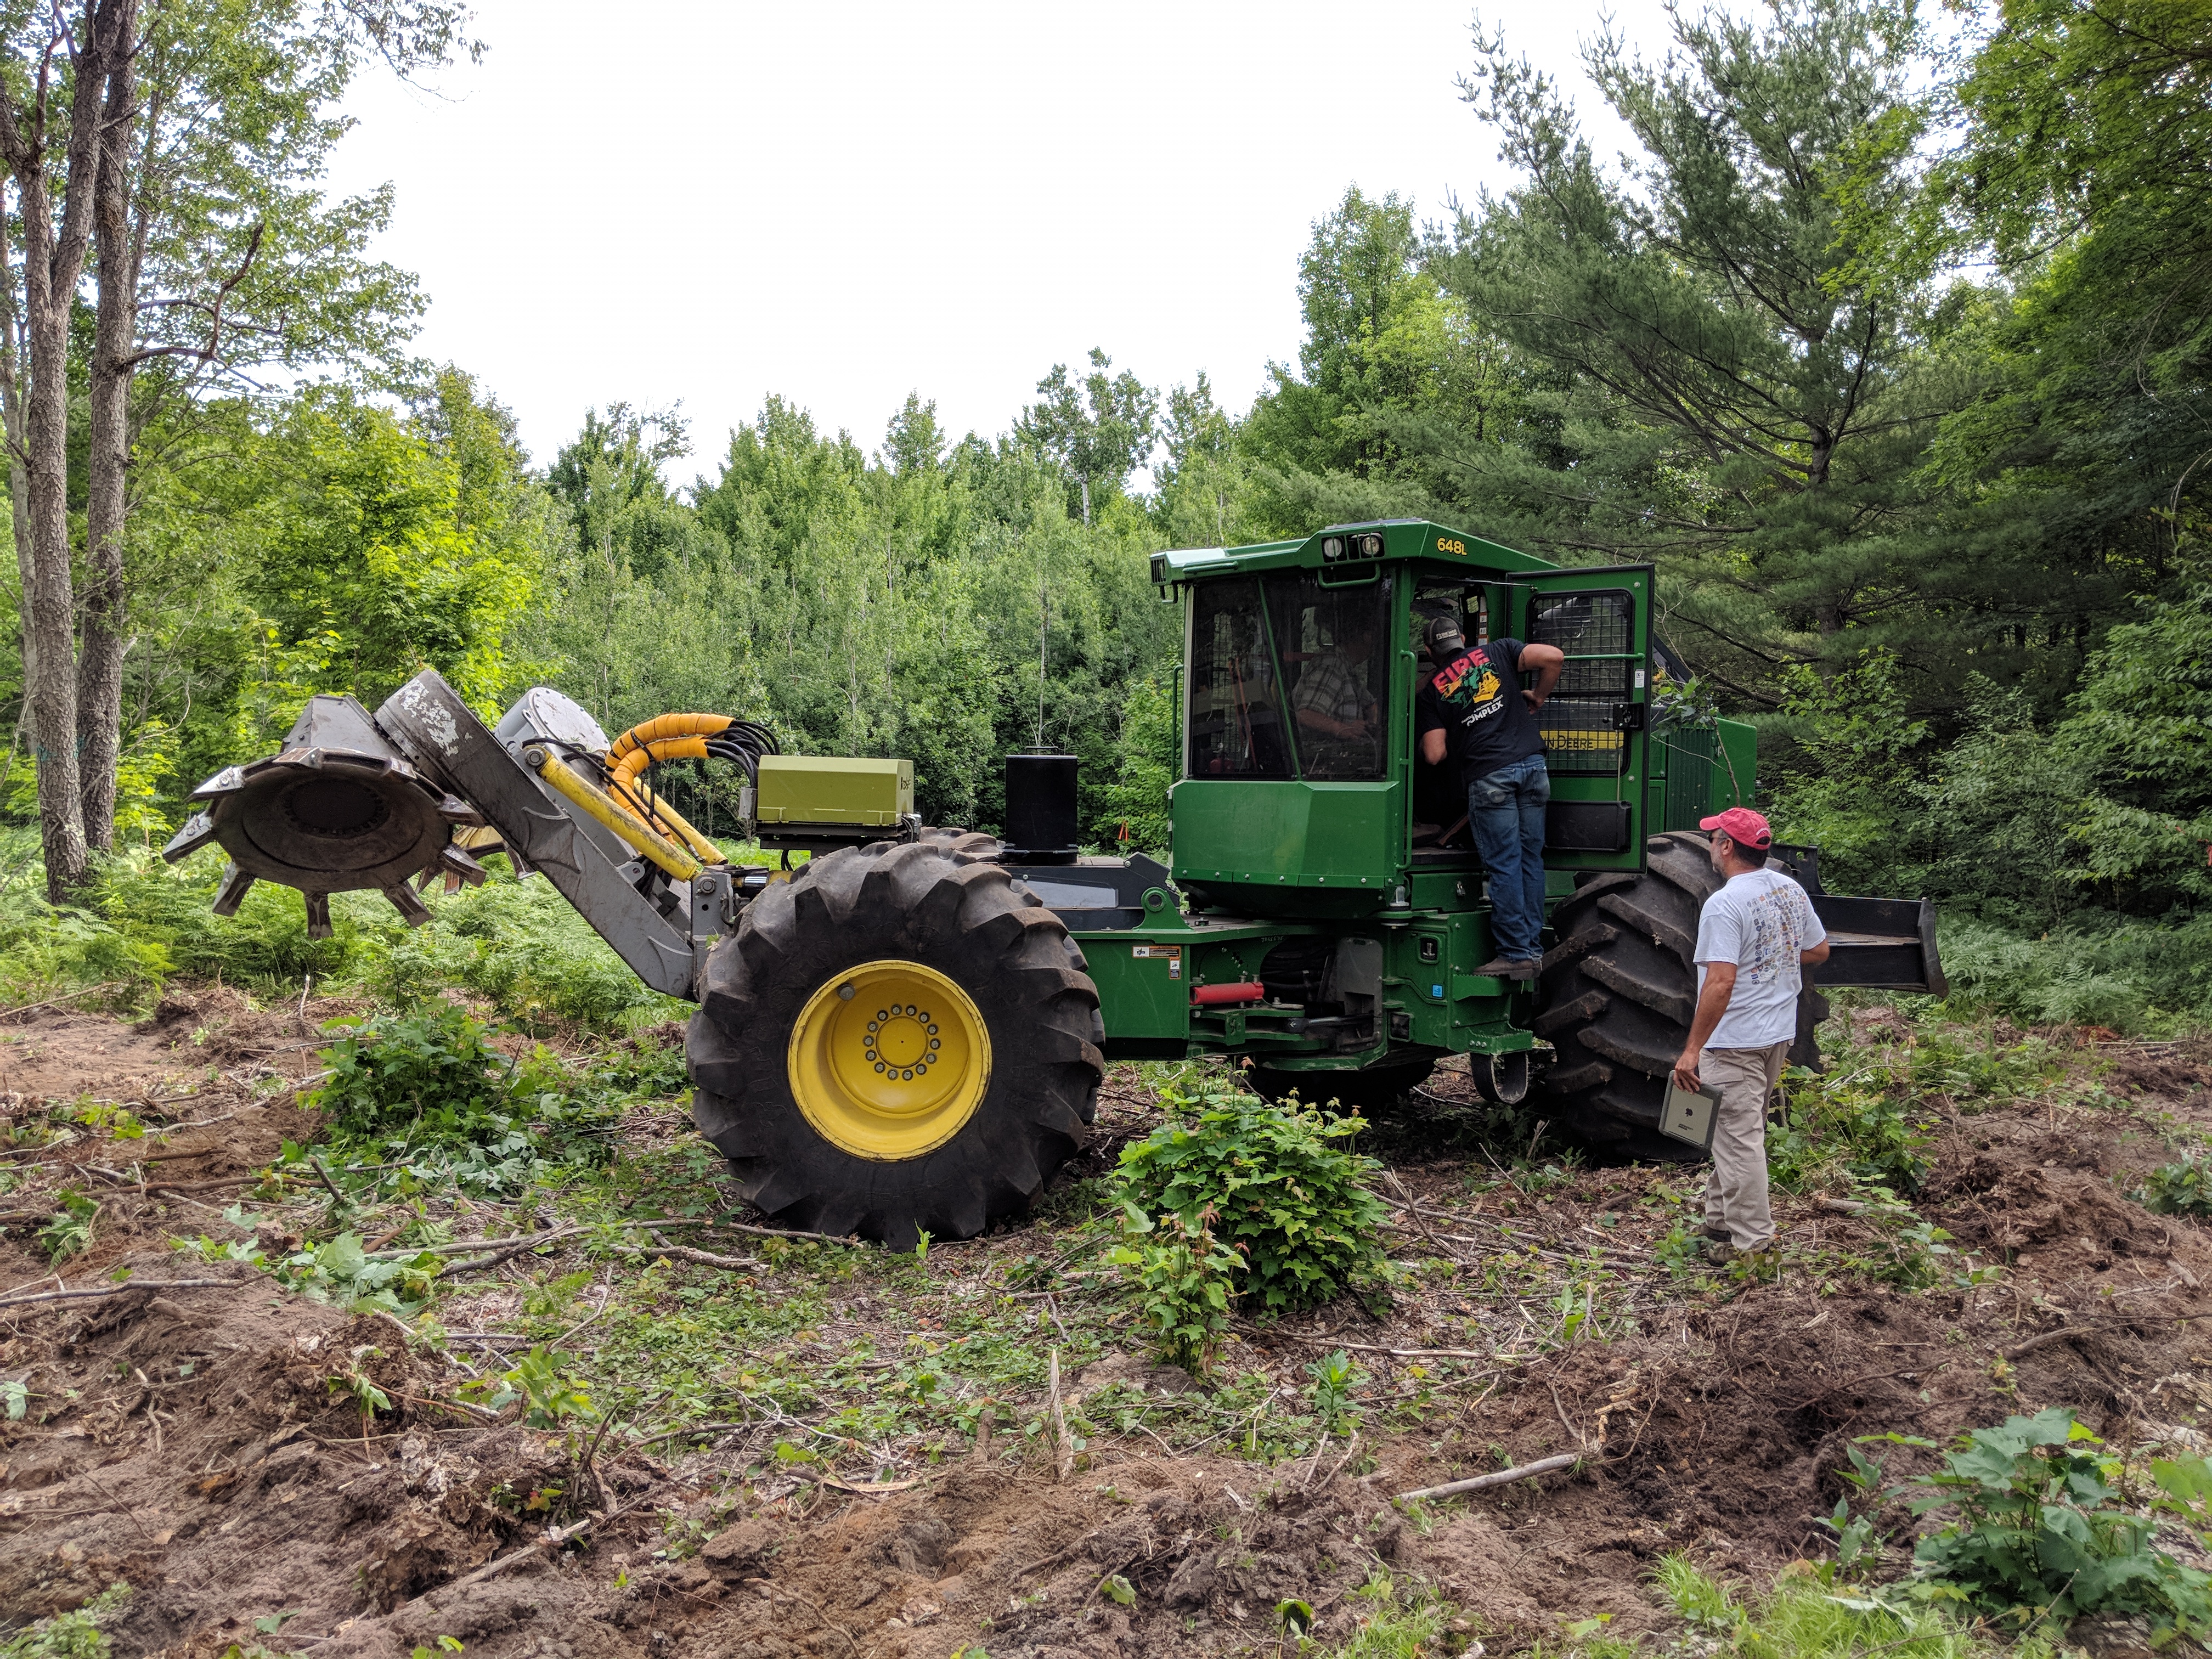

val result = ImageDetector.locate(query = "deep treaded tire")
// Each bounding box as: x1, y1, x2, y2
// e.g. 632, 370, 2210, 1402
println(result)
687, 836, 1104, 1247
1534, 831, 1828, 1159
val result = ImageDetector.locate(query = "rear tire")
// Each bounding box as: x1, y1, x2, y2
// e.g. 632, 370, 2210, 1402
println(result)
1534, 832, 1827, 1159
687, 836, 1103, 1247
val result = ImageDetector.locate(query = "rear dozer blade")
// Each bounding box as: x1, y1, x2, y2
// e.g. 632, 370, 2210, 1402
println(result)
160, 693, 478, 936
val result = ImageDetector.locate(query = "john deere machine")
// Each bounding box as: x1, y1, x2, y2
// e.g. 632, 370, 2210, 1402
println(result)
165, 518, 1943, 1247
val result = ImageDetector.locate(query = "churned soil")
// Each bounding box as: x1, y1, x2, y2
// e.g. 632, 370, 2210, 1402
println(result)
4, 993, 2212, 1657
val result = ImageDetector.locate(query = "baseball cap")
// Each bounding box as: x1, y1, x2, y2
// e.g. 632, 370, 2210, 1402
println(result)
1423, 616, 1466, 656
1699, 806, 1773, 849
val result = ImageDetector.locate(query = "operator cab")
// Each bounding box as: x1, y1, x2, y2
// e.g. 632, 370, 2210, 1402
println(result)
1154, 519, 1658, 920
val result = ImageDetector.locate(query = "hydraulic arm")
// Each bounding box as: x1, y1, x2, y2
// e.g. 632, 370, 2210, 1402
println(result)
164, 672, 752, 997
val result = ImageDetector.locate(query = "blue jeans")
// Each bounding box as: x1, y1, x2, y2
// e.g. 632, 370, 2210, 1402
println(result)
1468, 752, 1550, 961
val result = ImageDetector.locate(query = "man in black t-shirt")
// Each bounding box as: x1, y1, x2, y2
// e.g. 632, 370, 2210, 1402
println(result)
1415, 617, 1565, 976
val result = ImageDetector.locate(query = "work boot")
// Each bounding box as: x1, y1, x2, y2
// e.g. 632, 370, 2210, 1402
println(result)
1701, 1224, 1730, 1245
1474, 957, 1539, 980
1701, 1234, 1738, 1265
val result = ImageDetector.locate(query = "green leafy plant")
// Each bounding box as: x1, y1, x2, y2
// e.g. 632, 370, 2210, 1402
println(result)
2133, 1149, 2212, 1218
461, 1344, 596, 1427
1651, 1222, 1703, 1276
311, 1003, 509, 1138
1769, 1064, 1935, 1194
1306, 1348, 1365, 1433
1112, 1080, 1389, 1314
35, 1189, 98, 1263
0, 1583, 131, 1659
1110, 1206, 1243, 1374
1884, 1407, 2212, 1639
328, 1347, 394, 1428
184, 1220, 439, 1316
306, 1006, 619, 1197
1291, 1353, 1362, 1433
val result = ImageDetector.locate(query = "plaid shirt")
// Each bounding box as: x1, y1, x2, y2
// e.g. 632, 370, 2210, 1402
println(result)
1293, 653, 1374, 724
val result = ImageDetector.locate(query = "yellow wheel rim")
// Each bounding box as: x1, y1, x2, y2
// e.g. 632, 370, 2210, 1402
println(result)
788, 960, 991, 1161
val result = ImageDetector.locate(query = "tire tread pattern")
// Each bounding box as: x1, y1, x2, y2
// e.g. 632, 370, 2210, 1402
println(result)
687, 836, 1101, 1247
1536, 832, 1826, 1160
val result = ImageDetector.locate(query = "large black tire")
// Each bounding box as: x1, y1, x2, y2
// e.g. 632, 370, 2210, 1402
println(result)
686, 835, 1104, 1247
1534, 831, 1829, 1159
1246, 1059, 1435, 1113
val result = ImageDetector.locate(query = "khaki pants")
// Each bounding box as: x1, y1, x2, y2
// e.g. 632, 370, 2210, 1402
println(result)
1699, 1041, 1791, 1250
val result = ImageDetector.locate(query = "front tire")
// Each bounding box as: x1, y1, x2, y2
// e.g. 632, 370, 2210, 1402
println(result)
687, 837, 1104, 1246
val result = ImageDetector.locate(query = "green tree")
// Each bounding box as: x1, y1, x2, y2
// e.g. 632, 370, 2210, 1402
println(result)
1917, 1, 2212, 625
242, 386, 541, 727
1241, 185, 1519, 535
1015, 348, 1157, 526
546, 403, 705, 580
0, 0, 475, 895
2057, 574, 2212, 911
1434, 2, 2011, 712
1150, 373, 1253, 550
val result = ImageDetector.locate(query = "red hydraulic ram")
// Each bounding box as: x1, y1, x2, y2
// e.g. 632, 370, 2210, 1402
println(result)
1190, 981, 1266, 1007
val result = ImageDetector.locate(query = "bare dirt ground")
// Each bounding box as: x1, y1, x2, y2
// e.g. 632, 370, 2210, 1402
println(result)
4, 992, 2212, 1657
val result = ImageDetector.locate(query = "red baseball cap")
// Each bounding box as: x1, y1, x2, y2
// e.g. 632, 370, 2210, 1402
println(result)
1699, 806, 1773, 849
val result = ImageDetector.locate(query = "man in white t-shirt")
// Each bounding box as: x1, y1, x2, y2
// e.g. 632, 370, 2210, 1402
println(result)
1671, 808, 1831, 1263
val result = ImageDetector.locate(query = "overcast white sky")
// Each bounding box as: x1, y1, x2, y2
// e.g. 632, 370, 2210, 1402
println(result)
325, 1, 1681, 481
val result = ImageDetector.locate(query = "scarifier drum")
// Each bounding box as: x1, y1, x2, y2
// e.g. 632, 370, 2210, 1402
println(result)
160, 692, 481, 935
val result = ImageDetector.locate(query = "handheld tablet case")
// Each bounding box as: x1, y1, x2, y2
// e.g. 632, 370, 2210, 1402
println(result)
1658, 1077, 1724, 1152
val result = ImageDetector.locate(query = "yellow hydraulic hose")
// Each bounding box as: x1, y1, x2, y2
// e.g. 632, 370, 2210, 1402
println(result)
530, 749, 702, 882
608, 714, 733, 792
603, 714, 741, 865
612, 777, 726, 866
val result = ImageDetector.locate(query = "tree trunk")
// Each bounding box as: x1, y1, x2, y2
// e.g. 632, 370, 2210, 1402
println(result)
14, 156, 88, 898
0, 0, 133, 899
81, 18, 142, 852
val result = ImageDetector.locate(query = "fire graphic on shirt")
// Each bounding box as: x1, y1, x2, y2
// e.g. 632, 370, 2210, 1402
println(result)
1431, 649, 1504, 724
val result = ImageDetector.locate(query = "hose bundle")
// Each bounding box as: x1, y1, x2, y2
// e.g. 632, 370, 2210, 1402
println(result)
596, 713, 782, 868
605, 714, 780, 793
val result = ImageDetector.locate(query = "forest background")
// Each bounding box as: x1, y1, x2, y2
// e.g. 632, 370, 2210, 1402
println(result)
0, 0, 2208, 1034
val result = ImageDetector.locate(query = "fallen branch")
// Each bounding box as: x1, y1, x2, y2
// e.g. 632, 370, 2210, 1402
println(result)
643, 1229, 764, 1273
1385, 1171, 1455, 1260
704, 1215, 862, 1246
305, 1154, 349, 1209
1247, 1330, 1491, 1362
0, 983, 123, 1022
150, 1173, 304, 1195
0, 1278, 238, 1311
363, 1224, 588, 1262
1049, 1348, 1073, 1482
1396, 1453, 1579, 1504
1999, 1312, 2212, 1359
436, 1228, 592, 1277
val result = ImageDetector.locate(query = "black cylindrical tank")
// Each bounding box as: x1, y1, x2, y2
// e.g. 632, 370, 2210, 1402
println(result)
1003, 753, 1079, 863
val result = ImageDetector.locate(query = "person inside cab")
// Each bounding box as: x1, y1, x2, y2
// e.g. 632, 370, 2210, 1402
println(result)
1290, 611, 1381, 774
1415, 616, 1564, 978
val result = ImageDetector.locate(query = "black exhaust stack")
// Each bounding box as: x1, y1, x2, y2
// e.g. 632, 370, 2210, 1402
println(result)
1002, 753, 1079, 865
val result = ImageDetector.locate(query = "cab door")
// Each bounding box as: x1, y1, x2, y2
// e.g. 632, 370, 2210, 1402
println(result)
1511, 564, 1653, 872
